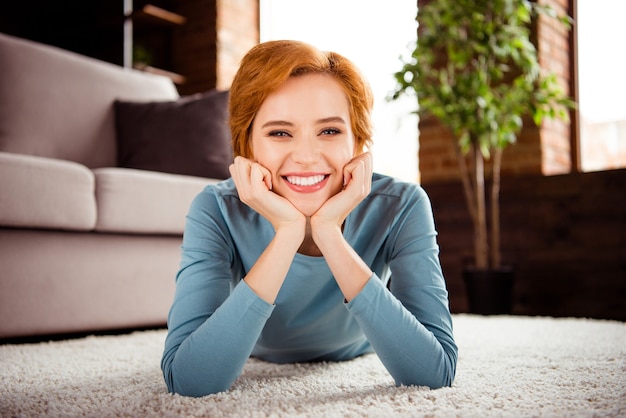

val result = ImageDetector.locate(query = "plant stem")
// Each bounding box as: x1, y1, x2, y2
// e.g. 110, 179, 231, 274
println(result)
490, 147, 503, 269
472, 139, 488, 269
453, 133, 478, 225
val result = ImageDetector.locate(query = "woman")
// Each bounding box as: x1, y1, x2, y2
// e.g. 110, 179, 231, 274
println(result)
161, 40, 457, 397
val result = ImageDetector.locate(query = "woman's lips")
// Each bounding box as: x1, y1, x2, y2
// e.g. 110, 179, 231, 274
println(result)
282, 174, 329, 193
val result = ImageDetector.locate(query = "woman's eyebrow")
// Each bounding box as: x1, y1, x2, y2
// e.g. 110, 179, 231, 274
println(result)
261, 120, 293, 129
261, 117, 346, 128
316, 116, 347, 125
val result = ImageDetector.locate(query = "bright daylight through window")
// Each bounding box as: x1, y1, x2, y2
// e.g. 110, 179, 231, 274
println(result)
577, 0, 626, 171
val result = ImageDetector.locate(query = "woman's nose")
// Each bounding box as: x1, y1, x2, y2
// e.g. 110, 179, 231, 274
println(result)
291, 135, 320, 165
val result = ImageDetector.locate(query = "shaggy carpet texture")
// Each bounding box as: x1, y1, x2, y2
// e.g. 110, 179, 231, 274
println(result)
1, 314, 624, 417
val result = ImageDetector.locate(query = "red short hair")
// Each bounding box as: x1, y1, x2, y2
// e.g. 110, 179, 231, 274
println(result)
229, 40, 374, 158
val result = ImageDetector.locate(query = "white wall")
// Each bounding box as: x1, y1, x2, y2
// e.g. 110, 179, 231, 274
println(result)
259, 0, 419, 182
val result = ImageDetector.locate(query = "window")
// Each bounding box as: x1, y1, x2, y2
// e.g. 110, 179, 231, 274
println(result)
577, 0, 626, 171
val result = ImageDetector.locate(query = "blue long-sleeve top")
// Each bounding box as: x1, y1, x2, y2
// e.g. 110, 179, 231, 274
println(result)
161, 173, 457, 397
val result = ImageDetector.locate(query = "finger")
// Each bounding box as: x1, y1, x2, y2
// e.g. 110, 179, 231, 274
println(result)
343, 157, 359, 186
231, 156, 254, 194
250, 163, 272, 191
345, 162, 373, 199
344, 152, 372, 185
343, 158, 363, 186
343, 171, 351, 187
361, 151, 373, 174
258, 164, 273, 191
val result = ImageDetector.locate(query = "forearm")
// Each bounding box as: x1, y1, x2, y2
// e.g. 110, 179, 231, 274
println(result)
229, 156, 304, 305
347, 277, 457, 388
162, 281, 273, 397
312, 225, 372, 301
244, 226, 303, 304
162, 226, 302, 396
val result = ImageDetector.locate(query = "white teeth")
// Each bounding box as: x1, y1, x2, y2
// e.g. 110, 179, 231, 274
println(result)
286, 175, 325, 186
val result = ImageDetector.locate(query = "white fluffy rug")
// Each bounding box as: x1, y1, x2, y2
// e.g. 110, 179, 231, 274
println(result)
1, 315, 625, 417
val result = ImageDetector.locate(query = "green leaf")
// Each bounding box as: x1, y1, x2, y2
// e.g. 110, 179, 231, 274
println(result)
390, 0, 573, 156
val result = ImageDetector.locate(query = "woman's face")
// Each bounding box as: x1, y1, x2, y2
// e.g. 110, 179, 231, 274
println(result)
250, 73, 356, 217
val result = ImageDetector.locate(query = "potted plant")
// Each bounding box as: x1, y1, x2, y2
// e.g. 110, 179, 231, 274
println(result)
391, 0, 574, 314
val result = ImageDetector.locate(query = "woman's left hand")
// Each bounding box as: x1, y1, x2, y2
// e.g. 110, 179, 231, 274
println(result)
311, 152, 373, 235
309, 151, 373, 301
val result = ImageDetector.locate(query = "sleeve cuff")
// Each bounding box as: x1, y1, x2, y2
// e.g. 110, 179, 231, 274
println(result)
234, 279, 275, 319
345, 273, 385, 312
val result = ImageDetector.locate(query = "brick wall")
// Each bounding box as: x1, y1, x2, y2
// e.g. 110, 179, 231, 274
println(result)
172, 0, 258, 95
417, 0, 573, 182
171, 0, 217, 95
424, 168, 626, 320
216, 0, 259, 90
537, 0, 573, 175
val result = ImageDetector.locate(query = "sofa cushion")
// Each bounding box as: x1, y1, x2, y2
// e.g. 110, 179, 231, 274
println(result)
93, 167, 219, 235
0, 152, 96, 231
115, 89, 233, 180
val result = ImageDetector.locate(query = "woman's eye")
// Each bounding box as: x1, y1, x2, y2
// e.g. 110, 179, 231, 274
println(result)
268, 130, 290, 138
320, 128, 341, 136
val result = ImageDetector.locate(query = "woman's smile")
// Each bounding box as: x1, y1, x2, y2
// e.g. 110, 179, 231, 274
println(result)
282, 173, 330, 192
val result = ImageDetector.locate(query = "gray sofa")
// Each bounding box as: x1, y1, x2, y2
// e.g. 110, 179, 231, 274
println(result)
0, 33, 230, 339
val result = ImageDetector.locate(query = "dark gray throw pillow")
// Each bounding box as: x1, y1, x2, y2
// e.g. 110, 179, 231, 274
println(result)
115, 89, 232, 179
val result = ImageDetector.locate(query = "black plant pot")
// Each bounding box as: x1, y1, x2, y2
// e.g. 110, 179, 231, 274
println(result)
463, 267, 515, 315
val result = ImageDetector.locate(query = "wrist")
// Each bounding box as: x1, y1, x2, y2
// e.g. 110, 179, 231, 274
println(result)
310, 220, 344, 251
274, 218, 306, 250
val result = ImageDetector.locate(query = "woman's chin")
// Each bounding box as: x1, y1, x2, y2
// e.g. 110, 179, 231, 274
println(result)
290, 200, 324, 218
295, 205, 320, 218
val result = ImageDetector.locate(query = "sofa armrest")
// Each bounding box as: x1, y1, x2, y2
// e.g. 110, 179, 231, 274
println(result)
0, 152, 96, 230
93, 167, 219, 235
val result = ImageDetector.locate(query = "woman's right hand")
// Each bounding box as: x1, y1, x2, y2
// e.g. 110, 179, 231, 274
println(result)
229, 156, 305, 239
229, 156, 305, 304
